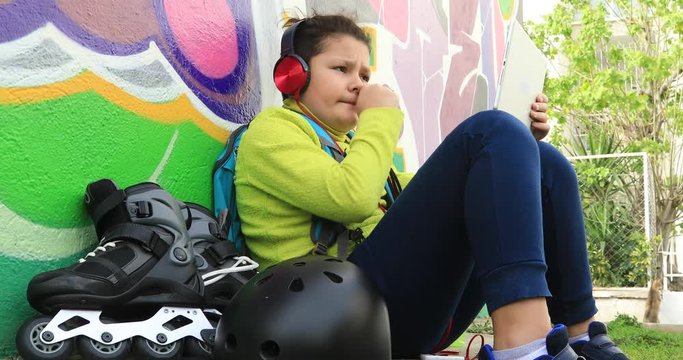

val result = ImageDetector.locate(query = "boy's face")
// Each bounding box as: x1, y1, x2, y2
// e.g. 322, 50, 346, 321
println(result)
300, 34, 371, 132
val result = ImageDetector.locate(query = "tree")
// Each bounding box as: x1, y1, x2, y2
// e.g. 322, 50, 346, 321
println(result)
528, 0, 683, 322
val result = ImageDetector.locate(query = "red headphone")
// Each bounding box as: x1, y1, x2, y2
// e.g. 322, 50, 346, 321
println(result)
273, 20, 310, 99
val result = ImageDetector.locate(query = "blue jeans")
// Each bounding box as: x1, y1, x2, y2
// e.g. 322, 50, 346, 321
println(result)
348, 110, 597, 356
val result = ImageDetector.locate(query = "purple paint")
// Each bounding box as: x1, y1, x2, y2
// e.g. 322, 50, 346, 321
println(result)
153, 0, 254, 95
153, 0, 260, 122
393, 1, 449, 164
479, 0, 497, 107
0, 0, 261, 123
0, 0, 150, 55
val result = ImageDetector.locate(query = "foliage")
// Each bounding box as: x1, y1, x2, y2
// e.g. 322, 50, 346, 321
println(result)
461, 314, 683, 359
608, 314, 683, 359
528, 0, 683, 293
566, 130, 650, 286
466, 319, 493, 335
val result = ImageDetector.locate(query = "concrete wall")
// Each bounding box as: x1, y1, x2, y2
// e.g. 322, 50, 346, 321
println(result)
0, 0, 520, 354
593, 287, 648, 323
661, 291, 683, 324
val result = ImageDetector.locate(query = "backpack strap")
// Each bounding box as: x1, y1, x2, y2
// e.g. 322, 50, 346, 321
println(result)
303, 116, 347, 161
299, 115, 368, 258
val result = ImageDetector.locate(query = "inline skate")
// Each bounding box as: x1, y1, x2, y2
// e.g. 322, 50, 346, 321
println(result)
180, 202, 257, 358
15, 179, 257, 360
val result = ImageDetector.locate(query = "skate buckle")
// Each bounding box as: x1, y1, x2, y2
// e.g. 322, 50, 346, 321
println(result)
129, 201, 152, 218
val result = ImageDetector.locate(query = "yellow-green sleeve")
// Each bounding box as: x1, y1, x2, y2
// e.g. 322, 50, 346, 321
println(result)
238, 107, 404, 224
396, 171, 415, 189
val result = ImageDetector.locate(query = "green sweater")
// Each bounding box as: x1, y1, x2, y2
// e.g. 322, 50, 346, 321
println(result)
235, 99, 410, 269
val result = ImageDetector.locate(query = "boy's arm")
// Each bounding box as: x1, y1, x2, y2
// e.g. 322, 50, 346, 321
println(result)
238, 107, 403, 223
395, 171, 415, 189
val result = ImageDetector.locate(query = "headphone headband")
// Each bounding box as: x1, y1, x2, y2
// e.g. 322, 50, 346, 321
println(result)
280, 20, 303, 56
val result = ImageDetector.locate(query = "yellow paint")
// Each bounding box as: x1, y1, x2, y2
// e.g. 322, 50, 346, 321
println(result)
500, 0, 517, 21
0, 71, 230, 142
362, 26, 378, 72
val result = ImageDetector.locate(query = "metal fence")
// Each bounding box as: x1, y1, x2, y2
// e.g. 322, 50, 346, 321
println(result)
567, 152, 655, 288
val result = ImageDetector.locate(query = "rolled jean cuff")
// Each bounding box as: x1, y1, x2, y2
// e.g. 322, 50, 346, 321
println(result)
481, 260, 551, 313
548, 297, 598, 326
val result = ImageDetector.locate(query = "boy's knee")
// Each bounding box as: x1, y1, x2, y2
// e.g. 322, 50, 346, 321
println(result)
472, 110, 531, 133
459, 109, 536, 141
538, 142, 577, 181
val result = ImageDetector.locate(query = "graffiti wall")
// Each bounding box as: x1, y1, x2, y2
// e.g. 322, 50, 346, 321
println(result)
0, 0, 519, 354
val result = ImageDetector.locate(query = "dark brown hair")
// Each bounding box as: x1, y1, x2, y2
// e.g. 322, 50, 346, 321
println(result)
283, 14, 371, 68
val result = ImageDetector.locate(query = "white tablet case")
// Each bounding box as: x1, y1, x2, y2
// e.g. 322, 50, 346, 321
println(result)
493, 20, 548, 128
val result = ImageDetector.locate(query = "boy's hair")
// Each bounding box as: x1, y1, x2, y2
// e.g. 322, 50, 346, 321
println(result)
284, 14, 370, 64
280, 14, 370, 99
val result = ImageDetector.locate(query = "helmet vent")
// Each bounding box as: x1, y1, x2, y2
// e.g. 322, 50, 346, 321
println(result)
293, 261, 306, 267
260, 340, 280, 359
288, 277, 304, 292
225, 333, 237, 352
256, 274, 274, 286
323, 271, 343, 283
324, 258, 343, 263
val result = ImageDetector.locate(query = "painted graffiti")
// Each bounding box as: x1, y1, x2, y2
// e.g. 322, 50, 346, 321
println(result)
0, 0, 261, 354
304, 0, 518, 167
0, 0, 260, 121
0, 0, 519, 355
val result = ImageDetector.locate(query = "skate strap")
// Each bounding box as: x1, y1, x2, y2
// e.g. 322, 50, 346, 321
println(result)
101, 223, 169, 258
91, 189, 127, 225
582, 334, 626, 359
203, 241, 240, 267
87, 256, 129, 284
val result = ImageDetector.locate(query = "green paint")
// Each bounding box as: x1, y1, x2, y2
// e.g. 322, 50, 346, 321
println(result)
156, 121, 221, 207
392, 152, 405, 172
0, 92, 222, 228
0, 253, 84, 356
365, 30, 376, 69
0, 91, 223, 355
499, 0, 514, 18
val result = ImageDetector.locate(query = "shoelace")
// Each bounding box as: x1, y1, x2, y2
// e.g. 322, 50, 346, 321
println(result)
202, 256, 259, 286
465, 333, 484, 360
78, 241, 119, 263
428, 333, 483, 359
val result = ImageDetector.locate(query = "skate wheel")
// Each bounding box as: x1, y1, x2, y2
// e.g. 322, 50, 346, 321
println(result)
184, 337, 213, 358
77, 336, 131, 360
132, 336, 183, 359
15, 315, 74, 360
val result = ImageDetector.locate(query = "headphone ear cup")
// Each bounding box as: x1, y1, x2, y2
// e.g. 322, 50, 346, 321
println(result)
273, 55, 310, 96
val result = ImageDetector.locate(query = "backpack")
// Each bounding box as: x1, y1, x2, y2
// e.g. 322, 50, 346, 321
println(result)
212, 114, 399, 256
212, 124, 249, 253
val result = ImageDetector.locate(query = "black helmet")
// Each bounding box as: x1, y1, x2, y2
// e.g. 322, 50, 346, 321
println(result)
214, 255, 391, 360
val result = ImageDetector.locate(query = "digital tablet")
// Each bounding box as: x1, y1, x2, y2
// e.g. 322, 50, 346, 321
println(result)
493, 20, 548, 128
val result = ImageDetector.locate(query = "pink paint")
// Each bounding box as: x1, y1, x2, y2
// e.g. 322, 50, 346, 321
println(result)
450, 0, 479, 36
164, 0, 237, 79
493, 1, 506, 84
393, 0, 449, 163
439, 32, 481, 137
368, 0, 409, 42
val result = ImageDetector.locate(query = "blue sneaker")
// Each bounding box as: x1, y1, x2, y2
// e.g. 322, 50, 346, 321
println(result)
477, 324, 580, 360
570, 321, 629, 360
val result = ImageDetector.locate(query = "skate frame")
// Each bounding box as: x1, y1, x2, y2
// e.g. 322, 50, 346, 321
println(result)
41, 306, 213, 345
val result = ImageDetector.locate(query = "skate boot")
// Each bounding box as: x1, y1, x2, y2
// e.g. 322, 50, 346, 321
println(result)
185, 202, 257, 310
17, 179, 209, 360
180, 203, 258, 359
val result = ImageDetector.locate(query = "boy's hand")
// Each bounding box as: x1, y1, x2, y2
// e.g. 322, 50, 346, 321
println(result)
530, 94, 550, 140
356, 84, 400, 113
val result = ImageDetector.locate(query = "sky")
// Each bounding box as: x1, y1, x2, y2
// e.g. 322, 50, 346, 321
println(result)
522, 0, 559, 23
